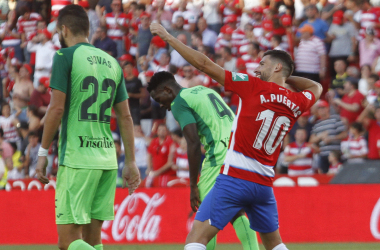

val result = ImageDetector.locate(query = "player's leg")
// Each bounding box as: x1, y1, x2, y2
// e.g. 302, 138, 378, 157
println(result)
87, 169, 118, 249
259, 230, 287, 250
185, 220, 220, 249
230, 210, 260, 250
197, 167, 220, 250
57, 224, 95, 250
82, 219, 104, 249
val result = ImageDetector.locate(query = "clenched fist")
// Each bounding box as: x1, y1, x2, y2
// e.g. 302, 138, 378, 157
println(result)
150, 23, 171, 41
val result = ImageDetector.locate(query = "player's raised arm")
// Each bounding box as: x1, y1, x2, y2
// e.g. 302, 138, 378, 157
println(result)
182, 123, 202, 212
150, 23, 226, 85
114, 100, 141, 194
286, 76, 323, 102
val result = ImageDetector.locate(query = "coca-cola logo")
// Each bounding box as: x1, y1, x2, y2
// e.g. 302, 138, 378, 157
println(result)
101, 192, 166, 242
370, 197, 380, 239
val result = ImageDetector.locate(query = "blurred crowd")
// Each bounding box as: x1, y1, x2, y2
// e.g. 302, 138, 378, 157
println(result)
1, 0, 380, 189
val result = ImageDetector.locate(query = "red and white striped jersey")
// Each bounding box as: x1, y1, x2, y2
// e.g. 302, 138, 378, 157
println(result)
231, 27, 246, 55
221, 70, 316, 186
244, 56, 260, 76
328, 163, 342, 174
105, 12, 130, 40
341, 136, 368, 163
51, 0, 71, 11
17, 13, 42, 41
214, 38, 232, 54
284, 142, 313, 176
175, 147, 189, 178
359, 7, 380, 38
0, 23, 21, 47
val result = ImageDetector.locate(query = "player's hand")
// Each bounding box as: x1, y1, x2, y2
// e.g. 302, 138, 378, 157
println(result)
36, 156, 49, 184
122, 162, 141, 195
190, 185, 201, 212
150, 23, 170, 41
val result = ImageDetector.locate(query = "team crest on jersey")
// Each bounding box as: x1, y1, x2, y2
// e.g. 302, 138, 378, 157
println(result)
232, 72, 248, 81
302, 91, 312, 100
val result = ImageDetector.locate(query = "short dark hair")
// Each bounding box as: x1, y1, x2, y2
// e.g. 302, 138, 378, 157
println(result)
57, 5, 89, 37
330, 150, 341, 161
369, 73, 379, 82
350, 122, 364, 133
346, 77, 359, 89
271, 35, 282, 44
137, 3, 146, 11
222, 47, 232, 55
20, 6, 31, 16
171, 129, 183, 138
249, 42, 260, 51
28, 105, 39, 117
263, 50, 294, 77
147, 71, 177, 93
28, 131, 38, 138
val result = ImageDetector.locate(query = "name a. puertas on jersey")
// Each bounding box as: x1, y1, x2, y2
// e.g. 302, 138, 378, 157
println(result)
260, 93, 302, 118
78, 136, 115, 149
87, 56, 112, 68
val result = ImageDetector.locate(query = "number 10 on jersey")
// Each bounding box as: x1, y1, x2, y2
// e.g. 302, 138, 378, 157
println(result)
253, 109, 291, 155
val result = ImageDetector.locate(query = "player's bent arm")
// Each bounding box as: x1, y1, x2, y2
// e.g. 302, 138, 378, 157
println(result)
114, 100, 136, 164
286, 76, 323, 102
40, 89, 66, 149
309, 134, 321, 144
283, 154, 302, 163
331, 130, 348, 141
182, 123, 202, 188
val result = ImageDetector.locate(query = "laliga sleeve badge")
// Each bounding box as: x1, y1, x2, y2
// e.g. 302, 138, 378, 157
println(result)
302, 91, 312, 100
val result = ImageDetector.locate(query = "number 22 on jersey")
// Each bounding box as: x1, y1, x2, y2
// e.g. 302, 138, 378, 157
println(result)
253, 109, 291, 155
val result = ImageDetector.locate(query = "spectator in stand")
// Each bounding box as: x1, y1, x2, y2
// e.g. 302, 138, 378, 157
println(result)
0, 0, 9, 25
172, 137, 189, 179
96, 0, 113, 16
91, 26, 117, 57
0, 128, 14, 170
329, 59, 348, 98
284, 128, 315, 176
333, 77, 365, 124
346, 65, 360, 78
137, 11, 153, 58
17, 6, 42, 64
243, 42, 261, 75
7, 142, 24, 180
297, 4, 329, 41
366, 75, 380, 104
151, 0, 173, 31
328, 150, 342, 174
147, 35, 167, 64
358, 64, 372, 96
23, 131, 39, 178
327, 10, 357, 75
249, 6, 264, 38
16, 121, 29, 158
310, 100, 347, 173
48, 10, 59, 34
285, 111, 314, 145
172, 0, 197, 32
26, 105, 40, 132
225, 14, 246, 56
359, 27, 380, 68
151, 51, 171, 72
294, 24, 327, 83
170, 34, 188, 68
29, 76, 50, 116
203, 0, 223, 34
134, 125, 148, 180
321, 0, 345, 25
78, 0, 100, 42
27, 28, 56, 88
11, 64, 34, 119
0, 10, 22, 62
220, 46, 236, 72
169, 15, 191, 48
358, 104, 380, 161
0, 102, 19, 144
197, 17, 218, 52
345, 0, 362, 29
179, 64, 202, 88
341, 122, 368, 164
100, 0, 129, 58
146, 123, 176, 187
214, 25, 233, 54
123, 61, 144, 125
271, 35, 284, 51
191, 32, 203, 50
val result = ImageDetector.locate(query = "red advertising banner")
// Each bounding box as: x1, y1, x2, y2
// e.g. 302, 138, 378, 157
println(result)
1, 185, 380, 245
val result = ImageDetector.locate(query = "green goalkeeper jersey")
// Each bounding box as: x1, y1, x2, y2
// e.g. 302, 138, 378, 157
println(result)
50, 43, 128, 170
170, 86, 234, 169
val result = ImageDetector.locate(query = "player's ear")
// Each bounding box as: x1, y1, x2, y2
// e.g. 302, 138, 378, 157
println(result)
274, 63, 283, 73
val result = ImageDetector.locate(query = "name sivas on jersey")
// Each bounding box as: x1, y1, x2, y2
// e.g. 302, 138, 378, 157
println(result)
260, 94, 302, 118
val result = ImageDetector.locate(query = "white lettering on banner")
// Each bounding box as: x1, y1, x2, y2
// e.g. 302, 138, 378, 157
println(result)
370, 197, 380, 239
101, 192, 166, 242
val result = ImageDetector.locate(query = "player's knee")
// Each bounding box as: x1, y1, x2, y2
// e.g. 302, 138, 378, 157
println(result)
57, 239, 69, 250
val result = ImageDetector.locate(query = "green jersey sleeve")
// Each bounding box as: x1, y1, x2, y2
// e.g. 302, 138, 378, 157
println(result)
114, 71, 129, 104
50, 51, 71, 94
171, 94, 196, 130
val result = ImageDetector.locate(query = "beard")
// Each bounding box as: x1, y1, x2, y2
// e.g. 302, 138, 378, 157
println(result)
59, 33, 68, 48
259, 71, 270, 82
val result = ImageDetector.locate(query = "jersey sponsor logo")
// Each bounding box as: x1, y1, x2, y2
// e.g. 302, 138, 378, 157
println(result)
302, 91, 312, 100
87, 56, 112, 68
78, 136, 115, 149
56, 51, 63, 56
232, 72, 248, 81
260, 94, 302, 117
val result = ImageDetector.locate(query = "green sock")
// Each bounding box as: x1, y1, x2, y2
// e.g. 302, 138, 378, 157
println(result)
206, 235, 217, 250
68, 239, 95, 250
233, 216, 260, 250
94, 244, 103, 250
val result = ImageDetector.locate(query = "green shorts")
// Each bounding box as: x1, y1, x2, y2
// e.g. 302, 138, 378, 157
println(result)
197, 165, 221, 201
55, 166, 117, 225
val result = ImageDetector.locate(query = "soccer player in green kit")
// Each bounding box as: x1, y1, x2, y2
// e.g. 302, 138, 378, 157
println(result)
35, 5, 140, 250
148, 72, 259, 250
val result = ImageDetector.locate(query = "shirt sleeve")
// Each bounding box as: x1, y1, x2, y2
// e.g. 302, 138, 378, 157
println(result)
50, 51, 70, 94
224, 70, 261, 99
114, 71, 129, 104
171, 95, 196, 130
294, 90, 316, 114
